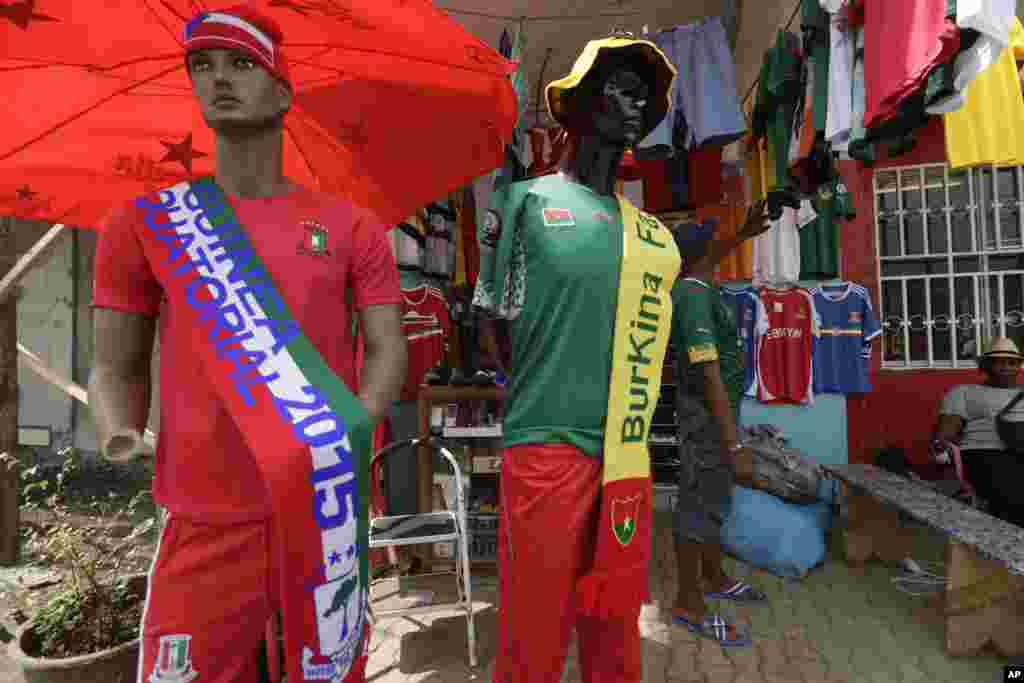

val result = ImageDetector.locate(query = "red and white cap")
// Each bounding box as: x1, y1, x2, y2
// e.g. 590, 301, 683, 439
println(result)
183, 5, 291, 87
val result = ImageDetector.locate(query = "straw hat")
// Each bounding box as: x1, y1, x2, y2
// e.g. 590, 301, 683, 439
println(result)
545, 36, 676, 139
980, 336, 1024, 360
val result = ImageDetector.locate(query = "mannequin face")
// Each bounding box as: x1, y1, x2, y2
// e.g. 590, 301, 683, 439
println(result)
588, 67, 650, 146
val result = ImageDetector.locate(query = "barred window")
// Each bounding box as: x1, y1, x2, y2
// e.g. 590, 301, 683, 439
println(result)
876, 164, 1024, 369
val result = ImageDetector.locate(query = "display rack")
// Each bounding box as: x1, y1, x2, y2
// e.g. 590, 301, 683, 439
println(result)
416, 384, 505, 570
413, 355, 679, 569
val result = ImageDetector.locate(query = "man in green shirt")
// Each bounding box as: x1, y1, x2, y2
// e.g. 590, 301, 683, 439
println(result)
669, 203, 772, 647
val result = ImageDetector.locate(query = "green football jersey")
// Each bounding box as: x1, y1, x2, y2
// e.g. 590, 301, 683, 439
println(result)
473, 174, 645, 457
670, 278, 745, 416
799, 177, 855, 279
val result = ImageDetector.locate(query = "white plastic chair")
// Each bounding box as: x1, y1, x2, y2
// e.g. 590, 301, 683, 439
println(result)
368, 437, 477, 668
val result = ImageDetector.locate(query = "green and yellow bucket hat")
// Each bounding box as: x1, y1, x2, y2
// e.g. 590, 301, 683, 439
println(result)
545, 36, 676, 139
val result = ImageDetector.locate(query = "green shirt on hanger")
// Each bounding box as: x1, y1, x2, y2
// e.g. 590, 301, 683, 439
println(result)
799, 176, 856, 280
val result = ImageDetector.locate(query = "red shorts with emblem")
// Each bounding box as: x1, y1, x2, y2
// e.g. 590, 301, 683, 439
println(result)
135, 514, 367, 683
492, 443, 642, 683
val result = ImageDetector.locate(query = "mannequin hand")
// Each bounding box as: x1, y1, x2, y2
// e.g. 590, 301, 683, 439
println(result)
103, 428, 152, 465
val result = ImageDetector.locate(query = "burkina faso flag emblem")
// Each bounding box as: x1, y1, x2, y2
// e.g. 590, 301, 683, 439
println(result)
610, 494, 642, 546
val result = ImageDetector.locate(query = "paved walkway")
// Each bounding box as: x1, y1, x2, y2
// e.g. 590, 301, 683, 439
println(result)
362, 512, 1014, 683
0, 512, 1015, 682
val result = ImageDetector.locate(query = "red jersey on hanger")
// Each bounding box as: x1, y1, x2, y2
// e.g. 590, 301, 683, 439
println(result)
400, 285, 451, 400
756, 287, 820, 405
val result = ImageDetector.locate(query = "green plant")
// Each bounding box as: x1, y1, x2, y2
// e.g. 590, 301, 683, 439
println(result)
2, 448, 156, 657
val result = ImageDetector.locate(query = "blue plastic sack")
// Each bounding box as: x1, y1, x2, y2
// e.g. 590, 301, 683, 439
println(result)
720, 484, 833, 579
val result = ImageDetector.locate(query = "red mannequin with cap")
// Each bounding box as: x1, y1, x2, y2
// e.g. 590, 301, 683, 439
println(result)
88, 5, 406, 681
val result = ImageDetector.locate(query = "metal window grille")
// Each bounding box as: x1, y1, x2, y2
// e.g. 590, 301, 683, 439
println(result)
876, 163, 1024, 369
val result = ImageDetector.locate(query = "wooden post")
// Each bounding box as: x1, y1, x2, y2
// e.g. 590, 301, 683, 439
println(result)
945, 539, 1024, 656
0, 216, 20, 565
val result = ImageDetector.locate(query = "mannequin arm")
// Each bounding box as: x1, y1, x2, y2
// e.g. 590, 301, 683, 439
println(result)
357, 303, 406, 424
87, 309, 156, 462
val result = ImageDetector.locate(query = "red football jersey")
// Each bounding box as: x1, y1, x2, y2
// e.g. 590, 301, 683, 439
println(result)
400, 285, 451, 400
93, 186, 402, 524
756, 287, 820, 405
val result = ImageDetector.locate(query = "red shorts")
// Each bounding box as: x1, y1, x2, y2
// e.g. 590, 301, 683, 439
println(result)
492, 443, 642, 683
135, 515, 367, 683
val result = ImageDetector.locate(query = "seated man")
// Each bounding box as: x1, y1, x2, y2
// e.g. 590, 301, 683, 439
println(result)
932, 337, 1024, 527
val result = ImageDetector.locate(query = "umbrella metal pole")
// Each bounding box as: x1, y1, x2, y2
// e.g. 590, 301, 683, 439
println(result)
0, 223, 67, 304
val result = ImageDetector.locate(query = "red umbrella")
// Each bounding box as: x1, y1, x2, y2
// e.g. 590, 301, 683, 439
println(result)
0, 0, 517, 229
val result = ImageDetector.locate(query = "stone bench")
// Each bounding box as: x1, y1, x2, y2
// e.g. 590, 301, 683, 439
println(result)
823, 463, 1024, 657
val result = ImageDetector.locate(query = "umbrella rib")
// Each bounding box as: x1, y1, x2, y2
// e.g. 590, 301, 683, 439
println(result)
283, 113, 321, 190
140, 0, 189, 48
0, 63, 183, 164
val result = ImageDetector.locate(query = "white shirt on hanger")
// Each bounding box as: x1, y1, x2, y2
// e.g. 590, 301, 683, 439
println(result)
957, 0, 1015, 45
925, 5, 1013, 114
752, 205, 801, 287
819, 0, 845, 13
825, 10, 855, 151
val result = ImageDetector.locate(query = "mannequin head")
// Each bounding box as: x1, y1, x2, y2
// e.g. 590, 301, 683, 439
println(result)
545, 38, 675, 195
564, 52, 656, 146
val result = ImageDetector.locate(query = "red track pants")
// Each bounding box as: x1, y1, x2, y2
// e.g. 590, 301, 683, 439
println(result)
493, 443, 642, 683
135, 514, 366, 683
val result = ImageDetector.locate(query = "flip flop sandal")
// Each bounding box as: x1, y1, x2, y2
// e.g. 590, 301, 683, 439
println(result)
671, 614, 752, 648
704, 580, 768, 603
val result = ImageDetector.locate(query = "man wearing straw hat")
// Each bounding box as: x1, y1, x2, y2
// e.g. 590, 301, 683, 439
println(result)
933, 336, 1024, 527
473, 34, 681, 682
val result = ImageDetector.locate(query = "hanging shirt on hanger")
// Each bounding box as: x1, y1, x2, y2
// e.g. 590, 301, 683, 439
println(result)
753, 30, 802, 189
399, 285, 452, 401
757, 286, 820, 405
638, 17, 747, 155
945, 17, 1024, 169
799, 177, 855, 280
811, 282, 881, 394
752, 206, 801, 287
393, 220, 425, 271
459, 186, 480, 288
957, 0, 1015, 44
721, 285, 769, 397
824, 3, 855, 151
862, 0, 958, 129
425, 203, 456, 278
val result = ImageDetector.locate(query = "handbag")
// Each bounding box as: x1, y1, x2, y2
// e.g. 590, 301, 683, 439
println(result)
995, 390, 1024, 454
742, 432, 823, 504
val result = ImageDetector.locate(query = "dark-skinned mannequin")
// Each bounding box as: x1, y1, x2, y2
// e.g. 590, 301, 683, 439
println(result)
478, 55, 653, 373
475, 45, 676, 683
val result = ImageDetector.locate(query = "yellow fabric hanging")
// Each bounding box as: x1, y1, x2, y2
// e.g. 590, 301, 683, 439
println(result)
944, 18, 1024, 169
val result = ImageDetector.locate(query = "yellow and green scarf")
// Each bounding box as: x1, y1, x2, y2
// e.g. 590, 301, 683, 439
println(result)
576, 196, 679, 617
491, 193, 679, 617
